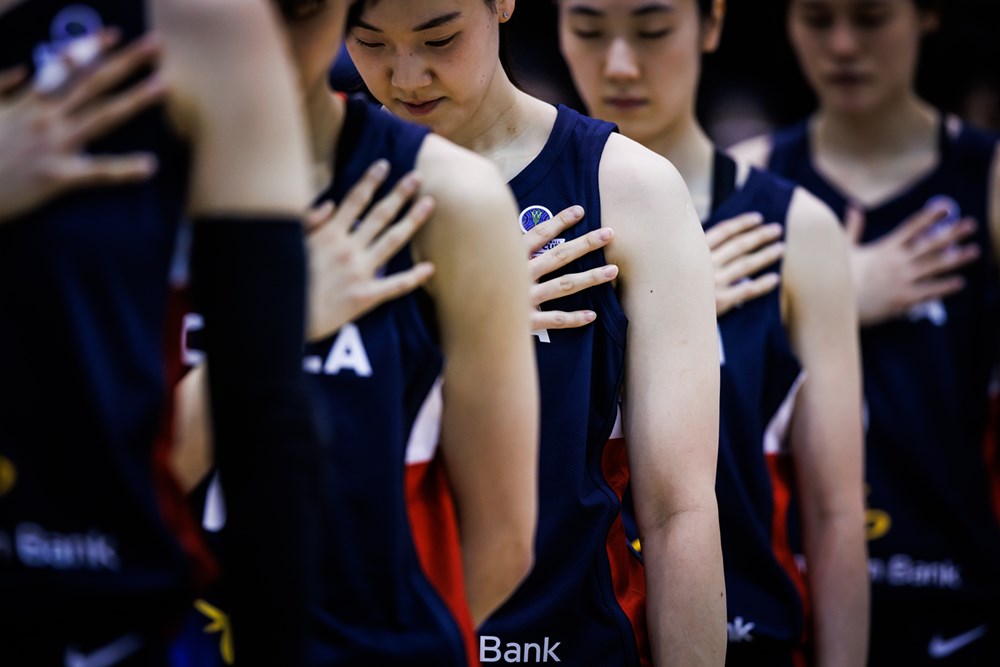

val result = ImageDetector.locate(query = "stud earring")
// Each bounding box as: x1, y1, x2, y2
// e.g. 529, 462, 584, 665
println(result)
503, 11, 510, 19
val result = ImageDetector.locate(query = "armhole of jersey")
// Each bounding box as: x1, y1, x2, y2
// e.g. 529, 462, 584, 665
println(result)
593, 132, 629, 348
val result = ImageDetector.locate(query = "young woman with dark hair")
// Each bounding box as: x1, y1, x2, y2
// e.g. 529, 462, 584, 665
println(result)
733, 0, 1000, 663
346, 1, 726, 665
559, 1, 869, 665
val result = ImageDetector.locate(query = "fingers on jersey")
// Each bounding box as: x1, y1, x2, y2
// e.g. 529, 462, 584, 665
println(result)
716, 272, 781, 316
530, 262, 619, 330
0, 65, 27, 94
307, 165, 436, 340
703, 211, 765, 251
709, 218, 783, 269
523, 204, 585, 254
529, 225, 613, 281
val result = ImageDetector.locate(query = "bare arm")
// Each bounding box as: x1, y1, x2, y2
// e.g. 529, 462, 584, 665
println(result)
153, 0, 311, 215
601, 134, 725, 666
415, 136, 539, 626
784, 188, 869, 667
152, 2, 313, 664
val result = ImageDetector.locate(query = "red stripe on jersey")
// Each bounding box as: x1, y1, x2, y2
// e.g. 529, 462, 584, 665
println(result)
406, 455, 479, 667
765, 451, 811, 645
153, 286, 218, 594
601, 437, 652, 667
983, 386, 1000, 526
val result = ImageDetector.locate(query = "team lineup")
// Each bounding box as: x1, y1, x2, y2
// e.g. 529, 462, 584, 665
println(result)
1, 0, 998, 666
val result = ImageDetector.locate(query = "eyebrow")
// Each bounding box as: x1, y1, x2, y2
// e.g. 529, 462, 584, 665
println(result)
566, 3, 674, 18
354, 11, 462, 33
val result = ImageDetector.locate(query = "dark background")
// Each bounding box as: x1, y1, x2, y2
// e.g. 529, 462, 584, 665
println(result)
502, 0, 1000, 145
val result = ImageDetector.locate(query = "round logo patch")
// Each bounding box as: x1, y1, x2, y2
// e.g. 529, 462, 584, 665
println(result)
519, 205, 553, 234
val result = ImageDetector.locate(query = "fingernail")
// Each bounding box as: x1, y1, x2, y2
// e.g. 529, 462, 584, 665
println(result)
584, 311, 597, 322
603, 265, 619, 278
569, 205, 584, 219
747, 213, 765, 224
403, 172, 421, 190
417, 196, 435, 214
138, 155, 159, 174
597, 228, 613, 241
371, 160, 390, 178
766, 223, 783, 234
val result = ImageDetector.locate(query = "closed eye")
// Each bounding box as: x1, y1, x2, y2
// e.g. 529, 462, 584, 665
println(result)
426, 33, 458, 48
572, 29, 603, 39
638, 29, 671, 39
353, 36, 384, 48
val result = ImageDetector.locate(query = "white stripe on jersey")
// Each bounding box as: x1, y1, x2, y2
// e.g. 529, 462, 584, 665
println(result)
405, 377, 444, 466
763, 372, 806, 456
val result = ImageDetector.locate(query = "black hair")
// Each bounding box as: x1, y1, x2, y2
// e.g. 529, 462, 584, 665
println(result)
347, 0, 518, 83
277, 0, 327, 20
698, 0, 712, 16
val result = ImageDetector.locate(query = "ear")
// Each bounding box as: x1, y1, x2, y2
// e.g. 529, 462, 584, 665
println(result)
498, 0, 516, 23
701, 0, 726, 54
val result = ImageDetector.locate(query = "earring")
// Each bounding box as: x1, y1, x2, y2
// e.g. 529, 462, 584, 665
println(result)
503, 11, 510, 19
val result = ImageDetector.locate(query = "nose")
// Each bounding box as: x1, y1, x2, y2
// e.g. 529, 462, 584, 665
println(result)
604, 38, 640, 81
390, 51, 432, 92
828, 19, 860, 58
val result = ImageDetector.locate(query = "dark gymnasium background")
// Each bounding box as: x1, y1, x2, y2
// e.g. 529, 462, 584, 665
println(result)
336, 0, 1000, 143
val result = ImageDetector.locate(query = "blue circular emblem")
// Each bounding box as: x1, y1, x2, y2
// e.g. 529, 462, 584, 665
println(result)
519, 205, 553, 234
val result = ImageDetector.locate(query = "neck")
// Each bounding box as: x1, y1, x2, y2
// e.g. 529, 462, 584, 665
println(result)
446, 66, 535, 154
641, 110, 715, 218
303, 77, 346, 193
814, 93, 937, 159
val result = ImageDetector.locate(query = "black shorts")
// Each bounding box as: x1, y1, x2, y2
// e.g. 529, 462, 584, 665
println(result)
869, 600, 999, 666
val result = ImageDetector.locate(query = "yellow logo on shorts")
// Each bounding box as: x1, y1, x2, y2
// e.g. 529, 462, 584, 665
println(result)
864, 486, 891, 541
195, 599, 235, 665
0, 456, 17, 497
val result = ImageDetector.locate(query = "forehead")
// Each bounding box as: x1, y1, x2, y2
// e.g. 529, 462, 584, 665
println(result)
357, 0, 480, 24
790, 0, 900, 9
562, 0, 680, 15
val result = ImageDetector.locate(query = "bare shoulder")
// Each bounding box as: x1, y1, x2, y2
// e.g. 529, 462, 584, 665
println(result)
152, 0, 278, 40
727, 133, 774, 170
598, 133, 708, 279
784, 185, 849, 290
598, 133, 696, 234
415, 133, 517, 230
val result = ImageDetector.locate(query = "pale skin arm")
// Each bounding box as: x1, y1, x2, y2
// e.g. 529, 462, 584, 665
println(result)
152, 0, 312, 216
414, 136, 539, 627
783, 188, 869, 667
600, 134, 725, 666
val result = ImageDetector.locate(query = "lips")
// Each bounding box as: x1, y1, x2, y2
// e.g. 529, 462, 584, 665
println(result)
399, 98, 443, 117
604, 97, 648, 111
826, 72, 869, 86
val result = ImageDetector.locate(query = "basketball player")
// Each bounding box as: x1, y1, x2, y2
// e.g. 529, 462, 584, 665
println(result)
559, 1, 869, 665
0, 0, 321, 664
347, 1, 725, 664
731, 0, 1000, 664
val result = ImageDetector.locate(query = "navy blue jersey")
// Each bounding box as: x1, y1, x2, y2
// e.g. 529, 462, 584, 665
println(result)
0, 0, 194, 637
707, 154, 809, 647
479, 106, 648, 666
768, 118, 1000, 607
305, 97, 472, 667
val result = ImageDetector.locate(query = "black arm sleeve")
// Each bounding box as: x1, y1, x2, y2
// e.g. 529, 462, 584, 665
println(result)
190, 216, 323, 667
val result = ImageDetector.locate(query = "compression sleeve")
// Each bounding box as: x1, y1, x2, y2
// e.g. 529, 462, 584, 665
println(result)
189, 216, 323, 667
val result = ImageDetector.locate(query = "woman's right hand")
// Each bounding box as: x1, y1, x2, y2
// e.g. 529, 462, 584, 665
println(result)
525, 205, 618, 330
0, 31, 166, 223
844, 202, 979, 327
704, 212, 785, 316
307, 160, 436, 341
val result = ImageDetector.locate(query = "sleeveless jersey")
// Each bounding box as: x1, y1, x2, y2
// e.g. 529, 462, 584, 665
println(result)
0, 0, 194, 636
305, 98, 476, 667
707, 154, 809, 648
479, 105, 648, 666
768, 118, 1000, 607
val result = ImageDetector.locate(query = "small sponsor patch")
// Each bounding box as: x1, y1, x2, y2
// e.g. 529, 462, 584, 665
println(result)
519, 205, 554, 234
530, 238, 565, 258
